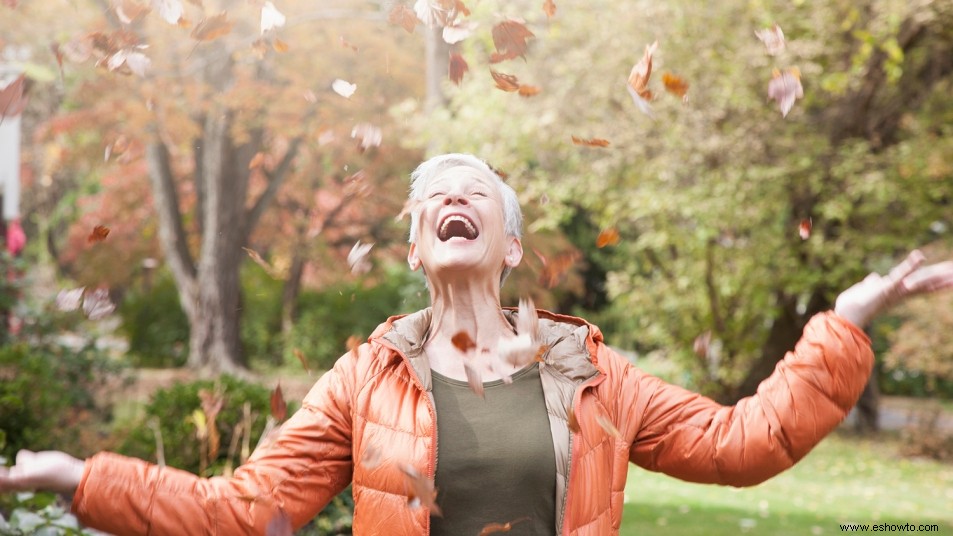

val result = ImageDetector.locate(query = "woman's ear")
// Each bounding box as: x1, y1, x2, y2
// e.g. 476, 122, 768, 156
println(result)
407, 243, 421, 271
504, 237, 523, 268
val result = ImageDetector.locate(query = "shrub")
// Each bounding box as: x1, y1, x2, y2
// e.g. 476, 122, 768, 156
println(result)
117, 271, 189, 368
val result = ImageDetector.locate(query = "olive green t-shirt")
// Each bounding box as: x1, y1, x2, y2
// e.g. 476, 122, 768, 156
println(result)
429, 363, 557, 535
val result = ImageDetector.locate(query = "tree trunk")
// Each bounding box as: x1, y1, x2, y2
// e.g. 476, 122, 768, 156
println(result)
424, 25, 449, 113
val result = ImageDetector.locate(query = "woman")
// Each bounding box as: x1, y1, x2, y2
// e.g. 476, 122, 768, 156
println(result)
2, 153, 953, 535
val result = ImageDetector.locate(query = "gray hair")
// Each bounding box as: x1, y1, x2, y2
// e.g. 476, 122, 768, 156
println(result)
407, 153, 523, 284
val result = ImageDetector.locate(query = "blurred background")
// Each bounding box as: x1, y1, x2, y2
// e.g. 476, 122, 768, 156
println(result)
0, 0, 951, 534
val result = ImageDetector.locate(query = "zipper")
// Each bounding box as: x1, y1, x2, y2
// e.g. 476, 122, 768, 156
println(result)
425, 389, 438, 535
557, 374, 604, 535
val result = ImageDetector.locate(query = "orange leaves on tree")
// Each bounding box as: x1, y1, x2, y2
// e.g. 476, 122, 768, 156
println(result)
626, 40, 657, 117
449, 52, 468, 85
542, 0, 556, 19
571, 136, 610, 148
270, 382, 287, 422
490, 19, 534, 63
768, 67, 803, 118
388, 3, 418, 34
662, 72, 689, 99
799, 217, 812, 240
190, 12, 233, 42
87, 224, 110, 243
755, 23, 786, 56
490, 70, 539, 96
479, 517, 531, 535
400, 463, 442, 516
596, 227, 620, 248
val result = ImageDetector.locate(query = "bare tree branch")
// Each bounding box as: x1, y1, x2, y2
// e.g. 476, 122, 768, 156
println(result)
243, 136, 304, 241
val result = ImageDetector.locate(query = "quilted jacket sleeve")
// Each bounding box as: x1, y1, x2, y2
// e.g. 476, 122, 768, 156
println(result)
624, 311, 873, 486
71, 353, 359, 535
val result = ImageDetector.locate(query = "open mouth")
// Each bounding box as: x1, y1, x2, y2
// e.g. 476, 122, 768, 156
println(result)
438, 214, 479, 241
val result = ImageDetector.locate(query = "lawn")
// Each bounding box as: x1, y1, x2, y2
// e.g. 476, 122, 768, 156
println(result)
620, 433, 953, 535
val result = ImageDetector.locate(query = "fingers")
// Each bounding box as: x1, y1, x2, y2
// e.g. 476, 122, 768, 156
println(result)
905, 260, 953, 293
886, 250, 926, 285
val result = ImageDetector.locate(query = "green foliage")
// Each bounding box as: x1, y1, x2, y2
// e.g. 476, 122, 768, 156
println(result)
117, 375, 273, 475
285, 266, 428, 371
241, 265, 285, 366
0, 492, 98, 536
118, 270, 189, 368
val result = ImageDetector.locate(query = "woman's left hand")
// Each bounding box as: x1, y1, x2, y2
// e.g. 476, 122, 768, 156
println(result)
834, 250, 953, 328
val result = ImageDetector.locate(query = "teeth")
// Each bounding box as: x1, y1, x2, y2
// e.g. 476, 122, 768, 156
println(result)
440, 215, 477, 238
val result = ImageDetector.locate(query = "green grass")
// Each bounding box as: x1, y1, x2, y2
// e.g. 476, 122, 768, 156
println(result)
620, 433, 953, 535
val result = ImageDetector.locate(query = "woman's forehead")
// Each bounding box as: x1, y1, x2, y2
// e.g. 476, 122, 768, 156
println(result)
426, 165, 498, 190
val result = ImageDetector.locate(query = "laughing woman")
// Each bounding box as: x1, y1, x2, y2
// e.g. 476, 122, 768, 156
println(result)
3, 153, 953, 536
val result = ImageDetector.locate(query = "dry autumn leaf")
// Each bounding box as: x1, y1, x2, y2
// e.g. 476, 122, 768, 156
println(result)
490, 19, 534, 63
451, 330, 477, 353
388, 3, 417, 34
463, 359, 485, 398
347, 241, 374, 275
799, 217, 812, 240
339, 35, 358, 52
662, 72, 689, 98
448, 52, 468, 85
242, 247, 283, 279
248, 152, 266, 170
755, 23, 785, 56
88, 224, 111, 243
152, 0, 183, 25
596, 413, 623, 440
567, 404, 580, 434
265, 510, 292, 536
517, 85, 540, 97
116, 0, 151, 24
55, 287, 86, 312
571, 136, 610, 148
351, 123, 382, 152
490, 69, 520, 92
83, 288, 116, 320
479, 517, 531, 535
626, 40, 658, 117
270, 382, 287, 422
767, 67, 803, 118
395, 198, 423, 222
346, 335, 362, 357
693, 330, 712, 359
400, 464, 442, 516
361, 443, 383, 470
190, 12, 233, 42
442, 19, 476, 44
596, 227, 620, 248
272, 38, 289, 52
260, 1, 285, 35
533, 248, 580, 289
292, 348, 312, 375
542, 0, 556, 18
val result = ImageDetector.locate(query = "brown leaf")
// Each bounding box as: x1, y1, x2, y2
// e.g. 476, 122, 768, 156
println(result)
270, 382, 287, 422
517, 85, 540, 97
755, 23, 785, 56
479, 517, 531, 535
490, 19, 534, 63
693, 330, 712, 359
542, 0, 556, 18
596, 413, 623, 440
190, 12, 233, 42
346, 335, 362, 358
626, 40, 658, 117
767, 67, 803, 118
292, 348, 312, 375
490, 69, 520, 92
400, 463, 442, 516
448, 52, 468, 86
451, 330, 477, 353
88, 225, 111, 243
248, 152, 266, 170
272, 38, 289, 53
116, 0, 151, 24
388, 3, 418, 33
799, 217, 812, 240
533, 248, 580, 289
596, 227, 620, 248
571, 136, 610, 148
567, 404, 580, 434
662, 72, 689, 98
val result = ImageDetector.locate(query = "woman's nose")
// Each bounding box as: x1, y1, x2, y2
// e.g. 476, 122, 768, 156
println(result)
442, 193, 469, 206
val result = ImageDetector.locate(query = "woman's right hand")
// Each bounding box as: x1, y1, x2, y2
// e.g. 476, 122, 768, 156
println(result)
0, 450, 86, 495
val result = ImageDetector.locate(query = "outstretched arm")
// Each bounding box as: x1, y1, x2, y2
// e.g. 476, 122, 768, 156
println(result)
0, 450, 85, 494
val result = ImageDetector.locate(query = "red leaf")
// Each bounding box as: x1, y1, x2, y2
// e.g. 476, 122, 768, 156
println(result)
596, 227, 620, 248
293, 348, 312, 376
490, 19, 534, 63
490, 69, 520, 92
448, 52, 468, 86
190, 12, 233, 41
388, 3, 418, 33
799, 217, 812, 240
479, 517, 531, 535
571, 136, 610, 148
87, 225, 111, 243
662, 72, 689, 98
767, 67, 803, 118
451, 331, 477, 353
270, 382, 287, 422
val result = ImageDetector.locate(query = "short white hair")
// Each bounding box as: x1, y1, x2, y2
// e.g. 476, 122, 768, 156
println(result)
407, 153, 523, 284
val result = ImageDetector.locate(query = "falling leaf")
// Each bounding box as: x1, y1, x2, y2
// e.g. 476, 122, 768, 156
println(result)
388, 3, 417, 33
346, 335, 362, 357
339, 35, 358, 52
490, 19, 534, 63
152, 0, 183, 25
348, 241, 374, 275
768, 67, 803, 117
517, 85, 540, 97
542, 0, 556, 18
596, 227, 620, 248
799, 217, 812, 240
442, 20, 476, 44
249, 152, 266, 170
350, 123, 382, 152
490, 69, 520, 92
83, 288, 116, 320
626, 40, 658, 117
451, 330, 477, 353
414, 0, 465, 28
61, 35, 93, 63
260, 1, 286, 34
272, 39, 289, 53
463, 359, 485, 398
56, 287, 86, 312
516, 297, 539, 340
596, 413, 623, 440
270, 382, 287, 422
693, 330, 712, 358
571, 136, 610, 148
400, 463, 442, 516
190, 13, 234, 42
242, 247, 283, 279
88, 225, 111, 243
662, 72, 689, 98
395, 198, 422, 222
567, 404, 580, 434
292, 348, 311, 375
107, 48, 152, 77
448, 52, 468, 85
755, 23, 785, 56
361, 443, 383, 470
479, 517, 531, 535
116, 0, 151, 24
50, 43, 65, 79
533, 248, 580, 289
331, 79, 356, 98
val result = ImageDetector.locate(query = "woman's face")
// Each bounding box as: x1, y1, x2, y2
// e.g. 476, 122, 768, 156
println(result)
409, 165, 518, 283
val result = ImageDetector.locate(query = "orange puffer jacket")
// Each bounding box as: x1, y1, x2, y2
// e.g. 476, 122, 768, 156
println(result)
71, 309, 872, 535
